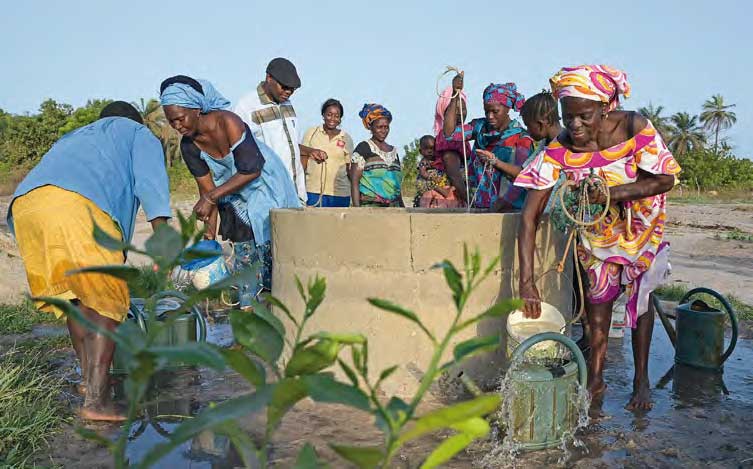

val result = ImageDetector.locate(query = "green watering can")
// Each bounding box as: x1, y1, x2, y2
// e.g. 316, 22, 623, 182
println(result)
112, 290, 207, 374
674, 287, 738, 370
507, 332, 587, 451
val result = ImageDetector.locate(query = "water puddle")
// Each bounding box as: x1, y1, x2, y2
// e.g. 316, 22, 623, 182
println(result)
46, 313, 753, 467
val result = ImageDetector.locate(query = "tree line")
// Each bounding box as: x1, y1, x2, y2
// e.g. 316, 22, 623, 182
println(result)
0, 95, 749, 195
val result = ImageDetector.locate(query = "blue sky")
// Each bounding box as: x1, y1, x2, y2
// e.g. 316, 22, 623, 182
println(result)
1, 0, 749, 157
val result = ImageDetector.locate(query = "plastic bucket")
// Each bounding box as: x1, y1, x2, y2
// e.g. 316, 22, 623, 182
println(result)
179, 240, 230, 290
506, 303, 566, 360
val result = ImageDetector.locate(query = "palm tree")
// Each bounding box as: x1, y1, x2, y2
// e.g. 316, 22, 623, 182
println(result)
133, 98, 181, 167
700, 94, 736, 155
638, 103, 671, 140
668, 112, 706, 156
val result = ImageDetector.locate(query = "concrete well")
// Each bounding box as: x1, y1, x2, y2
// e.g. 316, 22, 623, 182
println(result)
271, 208, 573, 397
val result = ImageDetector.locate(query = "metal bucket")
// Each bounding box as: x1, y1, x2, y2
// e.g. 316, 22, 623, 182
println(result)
506, 303, 566, 360
112, 291, 207, 374
507, 332, 587, 451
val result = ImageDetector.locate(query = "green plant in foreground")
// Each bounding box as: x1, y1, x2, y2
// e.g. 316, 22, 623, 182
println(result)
34, 213, 520, 468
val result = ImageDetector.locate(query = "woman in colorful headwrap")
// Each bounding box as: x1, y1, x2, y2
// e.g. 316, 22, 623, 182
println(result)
434, 85, 472, 204
350, 103, 404, 207
160, 75, 300, 308
443, 73, 535, 210
515, 65, 681, 411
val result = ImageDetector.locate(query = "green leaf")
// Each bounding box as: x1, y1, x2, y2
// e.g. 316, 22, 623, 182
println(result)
305, 276, 327, 318
221, 348, 266, 387
268, 378, 308, 431
433, 260, 463, 307
351, 347, 364, 375
267, 294, 299, 327
92, 216, 133, 252
219, 421, 261, 468
377, 365, 398, 384
453, 335, 500, 363
76, 427, 114, 450
367, 298, 435, 343
397, 394, 501, 444
479, 298, 524, 320
385, 396, 411, 427
295, 276, 306, 301
329, 445, 384, 469
176, 210, 197, 244
420, 432, 475, 468
31, 295, 124, 346
230, 309, 284, 364
294, 443, 328, 469
303, 374, 370, 411
137, 388, 272, 469
148, 342, 225, 370
420, 417, 490, 468
311, 332, 366, 345
253, 303, 286, 339
145, 223, 184, 268
285, 339, 341, 377
66, 264, 141, 281
338, 358, 359, 387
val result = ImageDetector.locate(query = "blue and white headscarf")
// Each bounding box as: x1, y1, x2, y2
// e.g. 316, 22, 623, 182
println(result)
159, 77, 230, 113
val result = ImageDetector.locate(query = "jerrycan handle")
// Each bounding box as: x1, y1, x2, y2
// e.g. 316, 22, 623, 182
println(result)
150, 290, 208, 342
509, 332, 587, 387
680, 287, 738, 363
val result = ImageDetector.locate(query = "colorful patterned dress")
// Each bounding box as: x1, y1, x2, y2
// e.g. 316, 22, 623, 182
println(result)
448, 118, 534, 209
515, 121, 681, 327
351, 140, 403, 207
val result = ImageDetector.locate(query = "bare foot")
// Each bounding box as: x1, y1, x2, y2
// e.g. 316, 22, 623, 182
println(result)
626, 380, 652, 411
79, 403, 127, 422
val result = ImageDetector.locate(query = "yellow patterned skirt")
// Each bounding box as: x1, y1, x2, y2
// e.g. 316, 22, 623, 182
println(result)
12, 185, 129, 322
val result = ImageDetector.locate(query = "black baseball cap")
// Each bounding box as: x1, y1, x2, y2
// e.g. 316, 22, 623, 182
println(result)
266, 57, 301, 89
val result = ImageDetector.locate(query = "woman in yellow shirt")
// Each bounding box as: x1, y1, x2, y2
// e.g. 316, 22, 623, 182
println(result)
302, 99, 355, 207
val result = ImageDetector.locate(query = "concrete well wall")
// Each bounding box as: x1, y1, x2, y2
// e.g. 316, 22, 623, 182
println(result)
271, 208, 573, 397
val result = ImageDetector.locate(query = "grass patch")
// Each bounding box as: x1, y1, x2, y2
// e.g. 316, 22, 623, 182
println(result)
0, 299, 59, 335
0, 349, 68, 466
724, 229, 753, 242
654, 284, 753, 321
168, 164, 196, 196
15, 334, 71, 356
668, 189, 752, 205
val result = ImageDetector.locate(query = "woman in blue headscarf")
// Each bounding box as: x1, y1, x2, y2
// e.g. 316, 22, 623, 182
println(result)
443, 74, 535, 211
160, 75, 300, 308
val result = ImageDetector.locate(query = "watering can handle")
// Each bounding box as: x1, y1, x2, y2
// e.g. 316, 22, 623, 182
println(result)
128, 302, 148, 332
509, 332, 587, 387
680, 287, 738, 363
150, 290, 208, 343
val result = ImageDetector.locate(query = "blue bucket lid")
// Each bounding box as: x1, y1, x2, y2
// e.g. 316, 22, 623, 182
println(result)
180, 239, 223, 271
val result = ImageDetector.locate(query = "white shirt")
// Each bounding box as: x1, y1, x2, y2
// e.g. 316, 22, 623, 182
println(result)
234, 83, 307, 201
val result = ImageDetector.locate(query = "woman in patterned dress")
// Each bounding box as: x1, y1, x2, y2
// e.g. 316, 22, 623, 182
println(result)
515, 65, 681, 411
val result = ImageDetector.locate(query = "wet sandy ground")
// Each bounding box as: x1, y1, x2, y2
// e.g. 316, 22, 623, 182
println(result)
28, 313, 753, 468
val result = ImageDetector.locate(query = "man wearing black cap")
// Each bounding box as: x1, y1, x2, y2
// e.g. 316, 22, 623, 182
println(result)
234, 58, 326, 202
